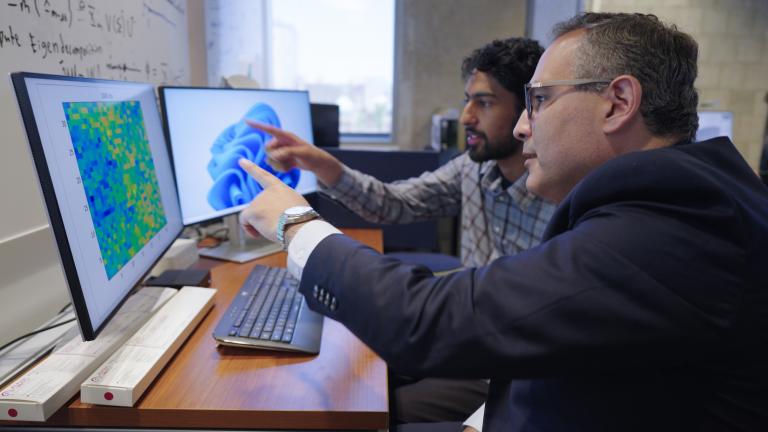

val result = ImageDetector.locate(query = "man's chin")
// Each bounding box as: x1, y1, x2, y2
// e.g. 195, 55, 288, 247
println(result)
467, 139, 522, 163
467, 146, 489, 162
525, 170, 545, 195
526, 175, 562, 204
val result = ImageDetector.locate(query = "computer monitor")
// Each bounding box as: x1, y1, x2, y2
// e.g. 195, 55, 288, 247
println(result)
696, 111, 733, 142
158, 87, 318, 262
11, 72, 184, 341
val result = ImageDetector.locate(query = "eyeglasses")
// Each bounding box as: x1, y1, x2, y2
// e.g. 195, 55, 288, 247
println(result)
524, 78, 613, 119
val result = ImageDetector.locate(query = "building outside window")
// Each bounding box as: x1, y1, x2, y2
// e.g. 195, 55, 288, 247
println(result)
269, 0, 395, 138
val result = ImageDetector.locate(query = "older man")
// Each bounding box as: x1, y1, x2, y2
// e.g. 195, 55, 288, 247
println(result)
238, 13, 768, 431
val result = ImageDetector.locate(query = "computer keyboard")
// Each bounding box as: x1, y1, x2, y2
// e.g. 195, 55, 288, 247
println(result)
227, 266, 303, 343
213, 265, 323, 353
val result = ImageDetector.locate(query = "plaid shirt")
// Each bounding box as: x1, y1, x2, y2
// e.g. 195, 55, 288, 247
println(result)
321, 152, 556, 267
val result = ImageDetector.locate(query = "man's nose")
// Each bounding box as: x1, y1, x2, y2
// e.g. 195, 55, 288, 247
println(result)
460, 105, 476, 126
513, 111, 530, 141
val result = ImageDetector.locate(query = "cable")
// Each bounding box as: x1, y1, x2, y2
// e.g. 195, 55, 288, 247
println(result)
208, 226, 229, 240
0, 317, 76, 354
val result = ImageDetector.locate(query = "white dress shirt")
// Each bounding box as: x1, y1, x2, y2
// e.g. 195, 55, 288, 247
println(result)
286, 219, 340, 279
463, 403, 485, 431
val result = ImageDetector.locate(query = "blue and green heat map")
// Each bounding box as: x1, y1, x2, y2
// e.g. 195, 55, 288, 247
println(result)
63, 101, 167, 280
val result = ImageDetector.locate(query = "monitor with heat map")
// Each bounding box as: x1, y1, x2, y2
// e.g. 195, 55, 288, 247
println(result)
11, 72, 183, 340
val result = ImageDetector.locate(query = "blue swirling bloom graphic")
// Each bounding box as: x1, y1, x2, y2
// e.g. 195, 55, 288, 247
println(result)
207, 103, 301, 210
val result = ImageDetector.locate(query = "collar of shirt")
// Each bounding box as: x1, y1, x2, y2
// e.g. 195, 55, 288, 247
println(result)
480, 162, 537, 211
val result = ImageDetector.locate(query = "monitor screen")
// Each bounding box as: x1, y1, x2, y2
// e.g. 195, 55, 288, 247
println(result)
159, 87, 318, 225
11, 72, 183, 340
696, 111, 733, 142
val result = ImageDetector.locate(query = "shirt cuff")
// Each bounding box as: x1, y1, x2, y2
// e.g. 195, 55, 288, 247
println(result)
463, 403, 485, 431
286, 220, 341, 279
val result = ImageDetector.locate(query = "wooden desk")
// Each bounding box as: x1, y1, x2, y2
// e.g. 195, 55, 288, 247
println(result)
9, 228, 387, 430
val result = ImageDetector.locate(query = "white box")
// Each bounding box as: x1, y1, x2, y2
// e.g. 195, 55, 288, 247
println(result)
0, 287, 177, 421
80, 287, 215, 407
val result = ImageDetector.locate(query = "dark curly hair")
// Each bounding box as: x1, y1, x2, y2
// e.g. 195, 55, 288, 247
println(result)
552, 13, 699, 142
461, 37, 544, 110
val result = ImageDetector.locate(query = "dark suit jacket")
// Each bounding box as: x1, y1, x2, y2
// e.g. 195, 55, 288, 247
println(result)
299, 137, 768, 431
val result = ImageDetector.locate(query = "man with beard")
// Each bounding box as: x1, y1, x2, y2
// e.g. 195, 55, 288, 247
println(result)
247, 38, 555, 429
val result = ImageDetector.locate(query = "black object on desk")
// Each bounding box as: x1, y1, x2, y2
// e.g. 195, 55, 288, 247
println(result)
144, 269, 212, 289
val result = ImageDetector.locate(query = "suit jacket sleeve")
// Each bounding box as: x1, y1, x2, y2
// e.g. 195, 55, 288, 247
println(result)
299, 166, 745, 379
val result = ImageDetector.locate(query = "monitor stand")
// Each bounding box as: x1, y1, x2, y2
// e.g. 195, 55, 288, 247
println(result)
198, 214, 282, 263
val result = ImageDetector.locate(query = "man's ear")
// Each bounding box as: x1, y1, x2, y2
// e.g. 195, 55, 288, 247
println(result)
602, 75, 642, 134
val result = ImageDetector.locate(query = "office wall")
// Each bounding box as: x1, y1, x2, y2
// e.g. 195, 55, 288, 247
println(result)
394, 0, 527, 150
0, 0, 195, 346
586, 0, 768, 169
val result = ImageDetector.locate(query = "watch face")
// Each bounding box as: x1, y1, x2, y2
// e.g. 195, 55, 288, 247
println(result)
286, 205, 313, 216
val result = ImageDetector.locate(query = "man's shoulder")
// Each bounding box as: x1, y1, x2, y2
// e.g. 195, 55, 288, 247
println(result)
563, 137, 762, 217
580, 138, 731, 191
607, 136, 740, 169
544, 137, 752, 240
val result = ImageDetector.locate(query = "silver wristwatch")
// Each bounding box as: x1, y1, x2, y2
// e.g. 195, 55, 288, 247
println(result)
276, 206, 320, 249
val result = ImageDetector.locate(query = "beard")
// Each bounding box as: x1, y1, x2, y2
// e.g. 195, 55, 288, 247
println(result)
466, 129, 522, 163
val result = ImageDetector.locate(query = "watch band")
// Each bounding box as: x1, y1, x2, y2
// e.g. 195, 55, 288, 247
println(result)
277, 207, 320, 249
276, 214, 289, 248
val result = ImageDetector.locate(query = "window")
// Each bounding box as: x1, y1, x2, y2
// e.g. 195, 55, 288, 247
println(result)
269, 0, 395, 137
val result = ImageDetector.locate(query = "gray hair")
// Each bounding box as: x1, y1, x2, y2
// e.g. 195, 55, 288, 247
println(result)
553, 13, 699, 142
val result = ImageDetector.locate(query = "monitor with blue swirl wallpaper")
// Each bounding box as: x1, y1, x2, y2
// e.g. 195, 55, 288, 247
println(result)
159, 87, 318, 225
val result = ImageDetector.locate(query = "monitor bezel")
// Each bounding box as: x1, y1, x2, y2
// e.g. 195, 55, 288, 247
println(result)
10, 72, 184, 340
158, 85, 316, 226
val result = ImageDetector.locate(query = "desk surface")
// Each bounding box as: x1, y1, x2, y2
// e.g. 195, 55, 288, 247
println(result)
11, 228, 387, 430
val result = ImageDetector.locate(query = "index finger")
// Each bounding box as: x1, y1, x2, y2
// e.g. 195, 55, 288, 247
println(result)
245, 120, 291, 139
238, 158, 282, 188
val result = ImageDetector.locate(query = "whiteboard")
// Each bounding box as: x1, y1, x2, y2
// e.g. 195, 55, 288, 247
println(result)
0, 0, 191, 241
205, 0, 269, 87
0, 0, 191, 346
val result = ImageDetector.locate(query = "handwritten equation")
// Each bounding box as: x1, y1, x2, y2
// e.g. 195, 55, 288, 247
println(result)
1, 0, 187, 85
6, 0, 183, 31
